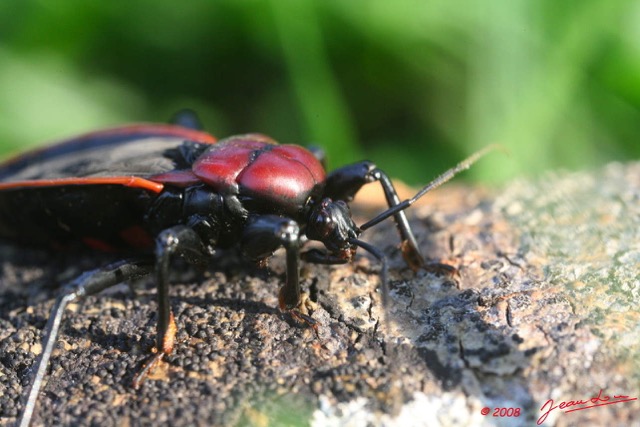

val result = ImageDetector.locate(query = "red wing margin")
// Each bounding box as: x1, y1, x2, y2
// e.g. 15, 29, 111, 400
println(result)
0, 176, 165, 193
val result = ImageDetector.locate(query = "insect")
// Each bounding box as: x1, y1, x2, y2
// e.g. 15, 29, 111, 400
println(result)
1, 112, 494, 426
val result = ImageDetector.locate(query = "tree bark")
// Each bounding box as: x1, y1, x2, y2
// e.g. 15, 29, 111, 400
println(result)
0, 161, 638, 426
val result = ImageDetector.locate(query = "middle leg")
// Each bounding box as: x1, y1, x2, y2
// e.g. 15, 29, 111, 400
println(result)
133, 224, 209, 387
240, 215, 317, 325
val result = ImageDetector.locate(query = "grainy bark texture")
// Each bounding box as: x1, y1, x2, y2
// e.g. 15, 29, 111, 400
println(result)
0, 162, 638, 427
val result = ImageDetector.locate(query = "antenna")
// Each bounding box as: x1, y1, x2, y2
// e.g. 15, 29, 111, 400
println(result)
359, 144, 500, 231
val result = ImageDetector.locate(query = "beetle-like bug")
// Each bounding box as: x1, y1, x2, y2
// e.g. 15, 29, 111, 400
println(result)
1, 113, 494, 426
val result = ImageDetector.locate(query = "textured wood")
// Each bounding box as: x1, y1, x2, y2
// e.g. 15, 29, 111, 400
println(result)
0, 162, 638, 426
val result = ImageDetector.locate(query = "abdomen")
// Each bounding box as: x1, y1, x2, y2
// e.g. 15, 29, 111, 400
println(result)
0, 184, 155, 251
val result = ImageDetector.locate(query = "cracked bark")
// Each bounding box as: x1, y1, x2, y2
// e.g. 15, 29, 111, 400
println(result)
0, 161, 639, 426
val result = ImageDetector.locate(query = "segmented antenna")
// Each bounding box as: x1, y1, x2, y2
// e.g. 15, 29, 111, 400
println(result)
359, 144, 500, 231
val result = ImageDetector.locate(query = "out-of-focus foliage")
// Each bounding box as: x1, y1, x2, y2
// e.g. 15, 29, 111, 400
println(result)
0, 0, 639, 184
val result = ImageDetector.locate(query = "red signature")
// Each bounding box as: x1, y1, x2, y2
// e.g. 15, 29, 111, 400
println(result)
537, 389, 637, 425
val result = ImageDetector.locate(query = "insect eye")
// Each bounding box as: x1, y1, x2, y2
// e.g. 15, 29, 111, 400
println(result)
317, 215, 333, 233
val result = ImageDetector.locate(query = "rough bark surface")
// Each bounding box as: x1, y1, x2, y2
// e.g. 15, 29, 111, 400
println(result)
0, 162, 638, 426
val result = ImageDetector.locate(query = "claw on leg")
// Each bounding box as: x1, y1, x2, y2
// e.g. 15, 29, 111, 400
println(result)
295, 292, 318, 315
424, 262, 459, 277
279, 290, 319, 335
400, 239, 425, 272
132, 311, 176, 388
132, 352, 165, 389
400, 238, 459, 277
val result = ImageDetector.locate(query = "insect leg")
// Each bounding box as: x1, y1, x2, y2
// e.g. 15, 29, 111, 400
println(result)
18, 259, 153, 427
240, 215, 315, 322
323, 161, 424, 270
133, 225, 209, 388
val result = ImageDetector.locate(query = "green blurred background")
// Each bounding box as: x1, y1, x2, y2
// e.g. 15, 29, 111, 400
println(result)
0, 0, 639, 185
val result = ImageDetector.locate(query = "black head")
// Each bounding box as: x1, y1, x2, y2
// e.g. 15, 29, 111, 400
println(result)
304, 145, 498, 331
306, 198, 359, 259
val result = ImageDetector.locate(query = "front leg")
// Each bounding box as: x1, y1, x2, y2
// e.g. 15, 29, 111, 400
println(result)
323, 161, 425, 270
241, 215, 316, 323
